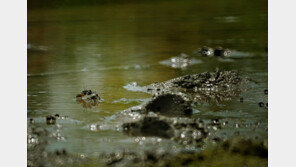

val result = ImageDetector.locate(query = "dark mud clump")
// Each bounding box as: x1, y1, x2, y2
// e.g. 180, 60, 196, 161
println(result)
98, 137, 267, 167
99, 150, 172, 167
122, 116, 174, 138
122, 116, 208, 145
144, 70, 249, 103
145, 93, 192, 116
161, 138, 267, 167
221, 137, 268, 158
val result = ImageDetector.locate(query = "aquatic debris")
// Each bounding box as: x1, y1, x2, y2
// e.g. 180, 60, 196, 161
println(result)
76, 89, 102, 108
159, 53, 202, 69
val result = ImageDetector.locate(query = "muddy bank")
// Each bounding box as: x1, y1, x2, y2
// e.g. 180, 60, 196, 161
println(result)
97, 137, 267, 167
122, 115, 209, 145
28, 125, 82, 166
28, 70, 266, 167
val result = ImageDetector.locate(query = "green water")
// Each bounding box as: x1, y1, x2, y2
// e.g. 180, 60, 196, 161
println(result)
28, 0, 267, 158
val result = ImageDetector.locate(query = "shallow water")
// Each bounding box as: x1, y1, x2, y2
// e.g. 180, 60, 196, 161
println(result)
28, 0, 267, 160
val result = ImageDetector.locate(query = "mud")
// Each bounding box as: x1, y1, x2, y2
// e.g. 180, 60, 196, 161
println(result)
97, 137, 267, 167
27, 125, 89, 167
122, 115, 209, 146
28, 70, 265, 167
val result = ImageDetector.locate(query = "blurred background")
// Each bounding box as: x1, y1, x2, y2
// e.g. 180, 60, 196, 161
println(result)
28, 0, 267, 157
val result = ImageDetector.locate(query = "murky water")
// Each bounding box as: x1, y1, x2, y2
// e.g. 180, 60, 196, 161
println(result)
28, 0, 267, 161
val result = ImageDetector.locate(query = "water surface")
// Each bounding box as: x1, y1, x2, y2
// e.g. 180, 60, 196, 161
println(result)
28, 0, 267, 158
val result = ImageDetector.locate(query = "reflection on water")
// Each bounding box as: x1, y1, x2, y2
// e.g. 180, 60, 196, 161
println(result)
28, 0, 267, 157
